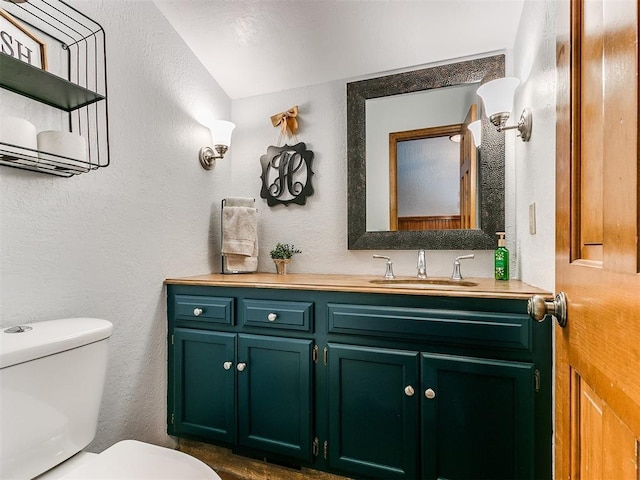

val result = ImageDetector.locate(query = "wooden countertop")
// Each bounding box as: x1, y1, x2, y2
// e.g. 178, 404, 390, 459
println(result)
165, 273, 551, 300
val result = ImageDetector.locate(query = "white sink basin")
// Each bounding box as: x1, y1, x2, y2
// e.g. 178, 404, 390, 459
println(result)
369, 278, 478, 288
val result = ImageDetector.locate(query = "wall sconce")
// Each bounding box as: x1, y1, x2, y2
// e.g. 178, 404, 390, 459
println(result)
199, 120, 236, 170
476, 77, 532, 142
467, 120, 482, 146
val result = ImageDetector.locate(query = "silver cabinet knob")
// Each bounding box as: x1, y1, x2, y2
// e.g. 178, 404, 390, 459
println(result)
425, 388, 436, 399
223, 361, 233, 370
236, 362, 247, 372
267, 312, 277, 322
193, 308, 203, 316
404, 385, 415, 397
528, 292, 568, 327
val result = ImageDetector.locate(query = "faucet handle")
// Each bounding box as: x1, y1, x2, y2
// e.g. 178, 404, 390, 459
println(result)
373, 254, 396, 279
451, 254, 475, 280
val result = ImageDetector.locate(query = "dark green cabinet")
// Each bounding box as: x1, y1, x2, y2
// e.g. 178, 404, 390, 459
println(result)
237, 334, 313, 461
328, 345, 535, 480
172, 329, 236, 442
420, 353, 535, 480
167, 283, 552, 480
328, 344, 420, 479
169, 325, 313, 462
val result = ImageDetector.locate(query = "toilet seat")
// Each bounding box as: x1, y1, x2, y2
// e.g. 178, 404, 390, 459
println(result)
46, 440, 221, 480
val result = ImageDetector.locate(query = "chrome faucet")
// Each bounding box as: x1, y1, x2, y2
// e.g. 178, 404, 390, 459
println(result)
451, 254, 475, 280
417, 249, 427, 279
373, 254, 395, 279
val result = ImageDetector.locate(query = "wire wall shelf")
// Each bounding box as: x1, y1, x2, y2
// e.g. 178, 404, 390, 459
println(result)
0, 0, 109, 177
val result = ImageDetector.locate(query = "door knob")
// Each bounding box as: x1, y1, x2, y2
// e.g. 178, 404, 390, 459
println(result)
223, 361, 233, 370
404, 385, 415, 397
528, 292, 568, 328
425, 388, 436, 399
236, 362, 247, 372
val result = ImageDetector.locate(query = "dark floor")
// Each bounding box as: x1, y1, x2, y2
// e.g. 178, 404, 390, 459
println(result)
218, 472, 247, 480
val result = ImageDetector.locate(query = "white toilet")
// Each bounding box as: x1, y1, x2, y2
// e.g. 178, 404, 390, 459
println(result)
0, 318, 222, 480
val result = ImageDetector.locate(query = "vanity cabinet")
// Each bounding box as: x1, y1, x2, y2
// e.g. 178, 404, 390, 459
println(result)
326, 301, 538, 479
327, 344, 420, 479
172, 328, 236, 443
168, 294, 314, 462
328, 344, 534, 479
166, 276, 552, 480
420, 353, 534, 480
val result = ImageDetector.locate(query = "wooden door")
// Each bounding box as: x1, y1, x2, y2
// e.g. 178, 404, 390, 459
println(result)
460, 104, 478, 229
389, 124, 463, 231
555, 0, 640, 478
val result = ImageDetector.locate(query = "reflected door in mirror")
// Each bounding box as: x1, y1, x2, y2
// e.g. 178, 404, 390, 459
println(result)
390, 124, 463, 231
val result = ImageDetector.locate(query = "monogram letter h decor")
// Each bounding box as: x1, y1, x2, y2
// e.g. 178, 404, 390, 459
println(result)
259, 143, 314, 206
260, 106, 314, 207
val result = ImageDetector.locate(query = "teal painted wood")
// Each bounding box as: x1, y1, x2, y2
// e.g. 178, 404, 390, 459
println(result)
172, 328, 237, 443
173, 295, 234, 325
240, 299, 313, 331
421, 353, 535, 480
327, 343, 420, 479
166, 283, 552, 478
328, 303, 531, 351
237, 334, 314, 462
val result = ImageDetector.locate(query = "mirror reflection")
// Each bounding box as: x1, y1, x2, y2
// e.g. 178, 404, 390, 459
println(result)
365, 84, 480, 231
347, 54, 505, 250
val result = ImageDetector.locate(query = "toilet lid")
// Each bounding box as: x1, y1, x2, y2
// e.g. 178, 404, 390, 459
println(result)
57, 440, 222, 480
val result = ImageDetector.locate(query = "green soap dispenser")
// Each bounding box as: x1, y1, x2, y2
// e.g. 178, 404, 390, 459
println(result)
494, 232, 510, 280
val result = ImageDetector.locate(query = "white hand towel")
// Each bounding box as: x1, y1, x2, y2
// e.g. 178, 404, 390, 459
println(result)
222, 206, 258, 257
224, 197, 255, 207
225, 254, 258, 273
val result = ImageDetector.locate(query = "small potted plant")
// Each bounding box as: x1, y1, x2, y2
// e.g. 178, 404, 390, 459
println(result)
269, 243, 302, 275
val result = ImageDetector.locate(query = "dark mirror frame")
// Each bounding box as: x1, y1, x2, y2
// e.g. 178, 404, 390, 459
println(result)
347, 54, 505, 250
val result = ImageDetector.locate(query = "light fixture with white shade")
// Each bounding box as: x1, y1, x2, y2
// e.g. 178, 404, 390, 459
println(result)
467, 120, 482, 146
476, 77, 532, 142
199, 120, 236, 169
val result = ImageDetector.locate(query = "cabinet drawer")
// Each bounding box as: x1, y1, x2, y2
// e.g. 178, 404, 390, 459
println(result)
240, 299, 313, 332
328, 303, 530, 351
173, 295, 234, 325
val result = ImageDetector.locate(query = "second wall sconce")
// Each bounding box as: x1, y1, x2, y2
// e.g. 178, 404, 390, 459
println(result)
476, 77, 532, 142
467, 119, 482, 146
199, 120, 236, 170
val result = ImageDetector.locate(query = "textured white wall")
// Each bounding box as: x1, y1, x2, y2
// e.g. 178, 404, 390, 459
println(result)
0, 0, 232, 452
231, 80, 496, 279
0, 0, 554, 456
511, 0, 557, 291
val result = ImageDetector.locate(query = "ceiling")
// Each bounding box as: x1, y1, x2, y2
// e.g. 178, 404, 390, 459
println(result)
154, 0, 525, 100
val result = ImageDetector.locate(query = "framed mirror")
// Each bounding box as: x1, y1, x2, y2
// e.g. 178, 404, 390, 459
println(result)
347, 54, 505, 250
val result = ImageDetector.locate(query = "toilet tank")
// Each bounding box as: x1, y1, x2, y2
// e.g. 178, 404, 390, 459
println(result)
0, 318, 113, 480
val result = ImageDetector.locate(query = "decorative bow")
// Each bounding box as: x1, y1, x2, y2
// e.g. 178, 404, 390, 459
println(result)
270, 106, 299, 137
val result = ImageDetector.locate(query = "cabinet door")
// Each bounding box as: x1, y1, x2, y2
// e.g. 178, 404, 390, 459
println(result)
421, 353, 535, 480
327, 344, 420, 479
237, 334, 313, 462
172, 328, 236, 443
